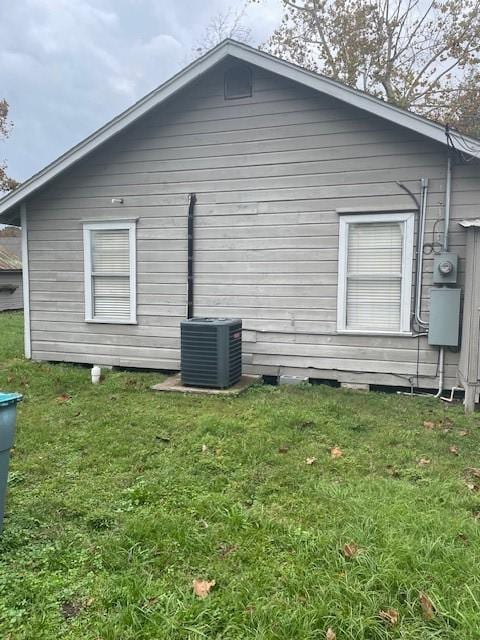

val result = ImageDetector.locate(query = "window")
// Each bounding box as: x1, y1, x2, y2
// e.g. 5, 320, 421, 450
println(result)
224, 65, 252, 99
83, 221, 136, 323
337, 212, 414, 334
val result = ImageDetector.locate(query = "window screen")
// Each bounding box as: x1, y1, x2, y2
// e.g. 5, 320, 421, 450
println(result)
83, 223, 136, 323
337, 213, 414, 333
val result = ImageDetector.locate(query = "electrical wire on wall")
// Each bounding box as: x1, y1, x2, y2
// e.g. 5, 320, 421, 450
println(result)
446, 125, 478, 163
425, 217, 444, 256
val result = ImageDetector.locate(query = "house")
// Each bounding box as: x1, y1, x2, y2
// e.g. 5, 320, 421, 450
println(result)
0, 230, 22, 312
1, 39, 480, 408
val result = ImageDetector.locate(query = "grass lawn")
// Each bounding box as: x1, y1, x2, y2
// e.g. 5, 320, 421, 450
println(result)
1, 312, 480, 639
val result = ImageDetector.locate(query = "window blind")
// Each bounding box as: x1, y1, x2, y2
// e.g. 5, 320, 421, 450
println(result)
91, 229, 130, 320
346, 222, 403, 331
83, 223, 136, 323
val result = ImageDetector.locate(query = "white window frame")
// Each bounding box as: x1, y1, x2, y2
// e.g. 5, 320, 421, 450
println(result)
337, 212, 414, 335
83, 221, 137, 324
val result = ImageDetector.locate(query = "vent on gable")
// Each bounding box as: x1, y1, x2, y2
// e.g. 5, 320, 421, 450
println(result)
224, 65, 252, 100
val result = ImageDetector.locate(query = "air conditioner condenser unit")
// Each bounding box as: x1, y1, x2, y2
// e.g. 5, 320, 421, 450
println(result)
180, 318, 242, 388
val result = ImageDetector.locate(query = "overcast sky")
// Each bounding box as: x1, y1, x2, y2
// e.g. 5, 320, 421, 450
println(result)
0, 0, 282, 182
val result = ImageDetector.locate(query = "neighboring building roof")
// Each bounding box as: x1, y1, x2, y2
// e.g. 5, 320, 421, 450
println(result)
1, 38, 480, 223
0, 225, 21, 237
0, 246, 22, 271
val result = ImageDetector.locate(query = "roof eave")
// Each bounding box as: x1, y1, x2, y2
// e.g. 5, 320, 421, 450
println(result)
0, 39, 234, 219
2, 38, 480, 221
229, 41, 480, 157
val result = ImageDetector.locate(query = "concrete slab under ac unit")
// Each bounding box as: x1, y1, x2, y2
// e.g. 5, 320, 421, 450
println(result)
151, 374, 261, 395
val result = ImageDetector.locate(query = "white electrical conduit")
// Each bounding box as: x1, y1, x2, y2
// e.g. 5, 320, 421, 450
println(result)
396, 179, 436, 396
443, 153, 452, 252
434, 153, 453, 399
441, 385, 464, 403
414, 178, 430, 328
434, 347, 445, 398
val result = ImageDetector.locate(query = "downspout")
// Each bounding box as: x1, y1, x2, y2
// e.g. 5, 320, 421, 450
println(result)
187, 193, 196, 319
434, 152, 453, 398
414, 178, 429, 328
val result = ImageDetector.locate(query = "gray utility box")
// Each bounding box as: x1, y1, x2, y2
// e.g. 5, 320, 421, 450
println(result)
428, 287, 461, 346
433, 252, 458, 284
180, 318, 242, 388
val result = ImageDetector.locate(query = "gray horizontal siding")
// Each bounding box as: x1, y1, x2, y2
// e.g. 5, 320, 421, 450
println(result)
25, 59, 480, 388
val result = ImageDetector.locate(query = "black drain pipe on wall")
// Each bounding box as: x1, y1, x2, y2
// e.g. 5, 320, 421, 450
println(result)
187, 193, 197, 319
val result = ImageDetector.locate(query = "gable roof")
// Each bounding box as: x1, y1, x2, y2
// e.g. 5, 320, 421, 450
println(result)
1, 38, 480, 222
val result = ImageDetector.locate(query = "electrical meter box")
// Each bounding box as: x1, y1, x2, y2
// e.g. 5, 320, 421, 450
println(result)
433, 252, 458, 284
428, 287, 461, 346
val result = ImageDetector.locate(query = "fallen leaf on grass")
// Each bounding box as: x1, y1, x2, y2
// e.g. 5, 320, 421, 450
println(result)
449, 445, 459, 456
330, 446, 343, 459
297, 420, 315, 430
419, 592, 435, 620
141, 596, 158, 609
418, 458, 431, 466
343, 542, 359, 558
326, 628, 336, 640
193, 579, 216, 598
306, 456, 317, 465
386, 465, 401, 478
278, 445, 289, 454
56, 393, 71, 403
423, 417, 455, 431
219, 543, 238, 557
464, 468, 480, 492
379, 609, 399, 625
459, 430, 469, 437
60, 597, 93, 620
457, 532, 469, 545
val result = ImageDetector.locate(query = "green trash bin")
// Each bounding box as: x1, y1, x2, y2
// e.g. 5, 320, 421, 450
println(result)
0, 392, 22, 533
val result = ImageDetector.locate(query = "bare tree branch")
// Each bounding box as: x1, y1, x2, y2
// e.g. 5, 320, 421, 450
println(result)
258, 0, 480, 134
192, 3, 252, 59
